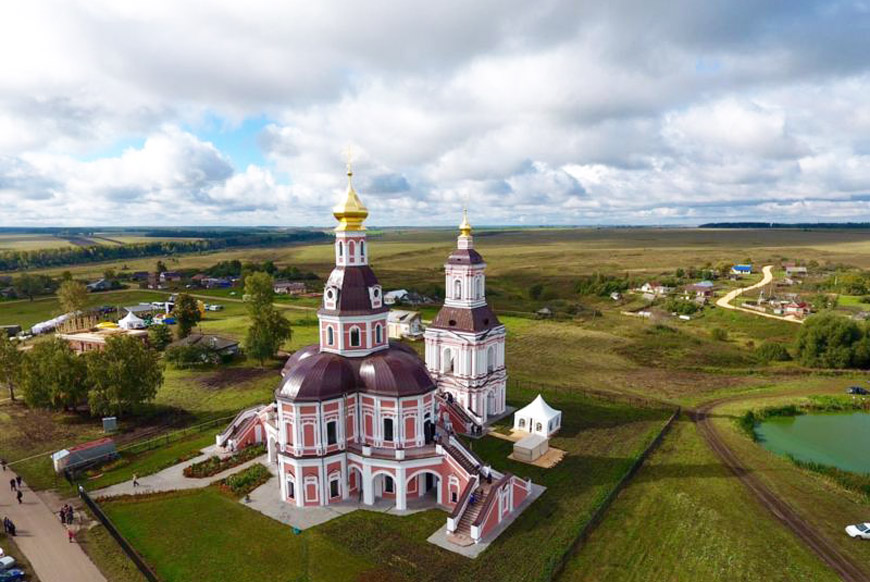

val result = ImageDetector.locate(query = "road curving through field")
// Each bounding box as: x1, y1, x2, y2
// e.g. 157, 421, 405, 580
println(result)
715, 265, 803, 324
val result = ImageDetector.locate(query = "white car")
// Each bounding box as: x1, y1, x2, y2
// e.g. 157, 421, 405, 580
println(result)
845, 522, 870, 539
0, 556, 15, 570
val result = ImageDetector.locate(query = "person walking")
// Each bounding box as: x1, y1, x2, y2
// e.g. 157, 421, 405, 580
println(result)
16, 489, 22, 504
67, 527, 75, 543
9, 478, 15, 491
1, 458, 6, 471
132, 473, 139, 488
15, 475, 21, 489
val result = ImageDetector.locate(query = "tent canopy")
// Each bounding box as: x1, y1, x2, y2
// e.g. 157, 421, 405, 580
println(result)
513, 394, 562, 436
118, 311, 146, 330
515, 394, 560, 422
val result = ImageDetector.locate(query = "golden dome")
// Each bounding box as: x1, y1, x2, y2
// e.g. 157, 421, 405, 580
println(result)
459, 208, 472, 237
333, 165, 368, 231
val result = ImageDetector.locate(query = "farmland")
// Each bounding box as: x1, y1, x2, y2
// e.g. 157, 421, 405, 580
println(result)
4, 226, 870, 580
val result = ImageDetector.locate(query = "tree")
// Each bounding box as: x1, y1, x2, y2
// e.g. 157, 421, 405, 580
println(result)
19, 338, 88, 410
174, 293, 201, 339
156, 260, 167, 274
148, 325, 173, 351
0, 334, 22, 401
57, 280, 88, 314
244, 272, 292, 365
87, 336, 163, 416
528, 283, 544, 300
13, 273, 42, 301
756, 341, 792, 363
795, 313, 863, 368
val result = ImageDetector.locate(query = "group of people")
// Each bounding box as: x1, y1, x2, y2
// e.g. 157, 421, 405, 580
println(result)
2, 516, 16, 536
59, 504, 76, 526
9, 475, 24, 504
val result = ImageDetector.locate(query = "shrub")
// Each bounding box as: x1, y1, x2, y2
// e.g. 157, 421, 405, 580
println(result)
794, 312, 864, 368
711, 327, 729, 341
165, 344, 220, 368
219, 463, 271, 497
756, 341, 792, 363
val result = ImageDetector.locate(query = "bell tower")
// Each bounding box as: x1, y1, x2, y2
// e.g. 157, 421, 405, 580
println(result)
424, 211, 507, 423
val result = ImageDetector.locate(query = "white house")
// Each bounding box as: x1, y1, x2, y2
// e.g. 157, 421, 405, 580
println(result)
387, 309, 424, 339
513, 394, 562, 437
384, 289, 409, 305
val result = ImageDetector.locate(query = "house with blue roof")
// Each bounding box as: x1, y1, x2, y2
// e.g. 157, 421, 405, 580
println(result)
730, 264, 752, 275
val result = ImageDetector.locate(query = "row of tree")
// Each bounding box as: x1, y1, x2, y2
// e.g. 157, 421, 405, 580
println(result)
0, 231, 328, 271
794, 313, 870, 369
0, 334, 163, 416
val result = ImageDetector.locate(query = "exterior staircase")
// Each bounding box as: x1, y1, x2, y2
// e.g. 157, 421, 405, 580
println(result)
442, 440, 480, 475
449, 482, 494, 544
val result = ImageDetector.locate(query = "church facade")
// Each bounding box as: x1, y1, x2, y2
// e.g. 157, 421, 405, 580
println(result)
218, 167, 530, 545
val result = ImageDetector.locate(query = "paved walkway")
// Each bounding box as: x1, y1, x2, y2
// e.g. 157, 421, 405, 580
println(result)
715, 265, 803, 324
91, 445, 266, 498
0, 469, 106, 582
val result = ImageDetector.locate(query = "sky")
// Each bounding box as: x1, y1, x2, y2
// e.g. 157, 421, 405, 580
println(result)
1, 1, 870, 227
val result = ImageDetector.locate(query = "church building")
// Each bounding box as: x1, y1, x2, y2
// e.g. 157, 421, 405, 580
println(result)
218, 165, 531, 545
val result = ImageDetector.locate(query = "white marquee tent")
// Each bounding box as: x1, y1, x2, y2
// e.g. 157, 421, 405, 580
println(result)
118, 311, 147, 330
513, 394, 562, 437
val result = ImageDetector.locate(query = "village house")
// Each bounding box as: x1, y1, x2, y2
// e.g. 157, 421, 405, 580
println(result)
731, 264, 753, 275
387, 309, 424, 340
273, 280, 307, 295
384, 289, 409, 305
783, 263, 808, 277
683, 280, 715, 303
58, 327, 149, 354
86, 278, 113, 292
160, 271, 182, 284
639, 281, 674, 299
783, 301, 811, 318
217, 172, 531, 547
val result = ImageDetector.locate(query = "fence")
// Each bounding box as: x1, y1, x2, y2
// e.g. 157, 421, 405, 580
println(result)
548, 407, 681, 580
79, 486, 160, 582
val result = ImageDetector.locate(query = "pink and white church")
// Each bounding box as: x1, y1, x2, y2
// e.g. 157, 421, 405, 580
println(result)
219, 166, 532, 544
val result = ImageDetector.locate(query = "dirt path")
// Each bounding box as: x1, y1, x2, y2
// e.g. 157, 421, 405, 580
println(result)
0, 469, 107, 582
715, 265, 803, 324
692, 400, 866, 581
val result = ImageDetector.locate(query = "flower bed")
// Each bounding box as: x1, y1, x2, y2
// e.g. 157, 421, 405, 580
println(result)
219, 464, 271, 497
183, 444, 265, 479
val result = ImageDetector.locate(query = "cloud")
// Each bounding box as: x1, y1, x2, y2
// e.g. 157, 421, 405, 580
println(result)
2, 1, 870, 225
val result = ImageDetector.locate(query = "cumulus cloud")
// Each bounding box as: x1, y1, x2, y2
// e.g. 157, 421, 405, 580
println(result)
1, 0, 870, 225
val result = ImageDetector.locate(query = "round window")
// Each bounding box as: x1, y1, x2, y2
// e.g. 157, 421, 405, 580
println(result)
373, 288, 380, 298
448, 319, 457, 326
326, 289, 334, 300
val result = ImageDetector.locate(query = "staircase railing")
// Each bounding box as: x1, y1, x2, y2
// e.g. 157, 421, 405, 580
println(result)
470, 473, 512, 542
446, 476, 479, 533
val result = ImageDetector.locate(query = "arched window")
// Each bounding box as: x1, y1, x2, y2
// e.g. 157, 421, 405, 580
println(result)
375, 324, 382, 344
338, 241, 343, 258
536, 422, 543, 433
487, 346, 496, 373
349, 326, 361, 347
360, 241, 365, 258
441, 348, 454, 374
453, 279, 462, 299
519, 418, 525, 428
327, 326, 334, 345
348, 240, 355, 261
476, 277, 483, 298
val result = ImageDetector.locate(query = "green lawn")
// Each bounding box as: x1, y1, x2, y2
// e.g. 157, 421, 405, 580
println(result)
561, 417, 838, 582
103, 488, 372, 582
0, 290, 169, 329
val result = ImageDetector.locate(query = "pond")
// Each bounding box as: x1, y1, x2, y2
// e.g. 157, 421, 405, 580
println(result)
754, 411, 870, 474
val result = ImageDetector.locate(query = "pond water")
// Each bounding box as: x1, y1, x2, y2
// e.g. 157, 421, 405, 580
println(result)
754, 411, 870, 474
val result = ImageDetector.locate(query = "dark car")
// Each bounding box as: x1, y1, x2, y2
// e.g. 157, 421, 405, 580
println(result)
847, 386, 869, 395
0, 569, 26, 582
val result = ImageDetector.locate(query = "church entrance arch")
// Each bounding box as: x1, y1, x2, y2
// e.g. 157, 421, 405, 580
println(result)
407, 469, 442, 506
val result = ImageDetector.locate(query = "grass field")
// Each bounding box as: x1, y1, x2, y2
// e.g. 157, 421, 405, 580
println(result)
102, 387, 673, 582
562, 417, 838, 581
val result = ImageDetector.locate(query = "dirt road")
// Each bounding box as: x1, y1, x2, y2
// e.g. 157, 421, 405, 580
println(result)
0, 470, 107, 582
692, 401, 866, 581
715, 265, 803, 324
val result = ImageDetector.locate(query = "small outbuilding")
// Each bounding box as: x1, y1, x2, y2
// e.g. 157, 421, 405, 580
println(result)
51, 437, 118, 473
513, 394, 562, 437
513, 433, 549, 463
387, 309, 424, 339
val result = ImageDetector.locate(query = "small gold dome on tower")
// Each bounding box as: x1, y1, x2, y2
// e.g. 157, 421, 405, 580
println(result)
333, 163, 368, 231
459, 208, 472, 237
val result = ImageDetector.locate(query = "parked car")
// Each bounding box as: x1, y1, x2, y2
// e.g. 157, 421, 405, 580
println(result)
846, 386, 869, 395
845, 522, 870, 539
0, 568, 25, 581
0, 556, 15, 570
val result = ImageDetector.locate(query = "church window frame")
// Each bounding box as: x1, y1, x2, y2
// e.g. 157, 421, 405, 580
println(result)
360, 240, 365, 258
487, 345, 496, 373
375, 323, 383, 344
327, 326, 335, 346
453, 278, 462, 300
349, 326, 361, 347
338, 241, 344, 258
348, 240, 356, 262
383, 417, 395, 442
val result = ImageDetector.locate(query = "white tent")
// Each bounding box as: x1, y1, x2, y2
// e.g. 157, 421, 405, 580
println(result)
118, 311, 146, 330
513, 394, 562, 437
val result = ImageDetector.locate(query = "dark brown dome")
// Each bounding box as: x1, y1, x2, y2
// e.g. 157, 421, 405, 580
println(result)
277, 341, 434, 402
279, 350, 358, 402
318, 266, 389, 316
447, 248, 484, 265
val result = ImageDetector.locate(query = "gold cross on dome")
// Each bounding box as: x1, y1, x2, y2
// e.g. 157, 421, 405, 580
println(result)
343, 144, 354, 174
